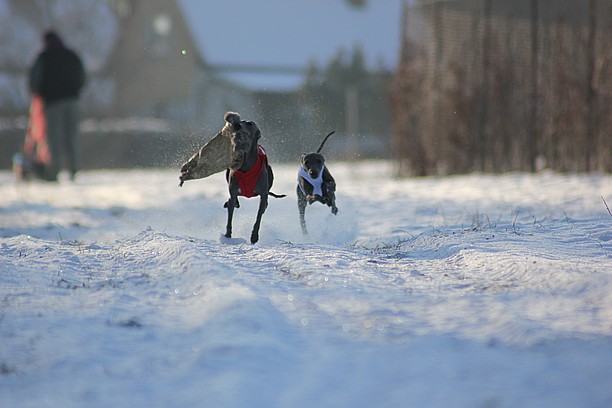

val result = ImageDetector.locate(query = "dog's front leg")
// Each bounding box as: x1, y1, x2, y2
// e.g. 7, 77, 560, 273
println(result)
250, 194, 268, 244
323, 180, 338, 215
328, 192, 338, 215
225, 194, 238, 238
224, 176, 242, 238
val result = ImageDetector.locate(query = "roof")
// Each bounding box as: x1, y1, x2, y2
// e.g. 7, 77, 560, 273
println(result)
178, 0, 404, 91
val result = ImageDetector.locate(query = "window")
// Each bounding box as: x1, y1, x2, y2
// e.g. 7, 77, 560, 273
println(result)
148, 12, 172, 59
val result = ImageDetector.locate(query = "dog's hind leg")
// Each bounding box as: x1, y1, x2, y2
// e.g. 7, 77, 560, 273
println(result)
297, 186, 308, 234
299, 205, 307, 234
250, 194, 268, 244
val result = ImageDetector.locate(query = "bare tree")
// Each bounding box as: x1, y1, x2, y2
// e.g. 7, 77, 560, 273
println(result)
392, 0, 612, 176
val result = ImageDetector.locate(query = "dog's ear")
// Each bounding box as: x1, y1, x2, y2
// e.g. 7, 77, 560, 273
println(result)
224, 112, 241, 129
245, 120, 261, 140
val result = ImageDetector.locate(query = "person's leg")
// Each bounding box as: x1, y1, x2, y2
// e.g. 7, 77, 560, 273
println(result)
63, 99, 79, 179
44, 101, 63, 181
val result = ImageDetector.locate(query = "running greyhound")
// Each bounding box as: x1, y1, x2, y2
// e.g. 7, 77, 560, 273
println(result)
180, 112, 285, 244
297, 131, 338, 234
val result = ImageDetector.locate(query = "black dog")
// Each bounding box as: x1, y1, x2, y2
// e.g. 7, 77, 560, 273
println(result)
297, 131, 338, 234
222, 112, 285, 244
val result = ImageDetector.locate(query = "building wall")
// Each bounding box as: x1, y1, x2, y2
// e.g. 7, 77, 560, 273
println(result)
106, 0, 201, 117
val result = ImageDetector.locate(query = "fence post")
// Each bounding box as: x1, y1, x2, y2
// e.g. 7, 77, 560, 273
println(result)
345, 85, 359, 159
433, 1, 444, 173
477, 0, 492, 172
528, 0, 539, 172
585, 0, 597, 172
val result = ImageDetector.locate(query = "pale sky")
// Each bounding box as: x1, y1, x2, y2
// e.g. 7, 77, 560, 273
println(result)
178, 0, 404, 90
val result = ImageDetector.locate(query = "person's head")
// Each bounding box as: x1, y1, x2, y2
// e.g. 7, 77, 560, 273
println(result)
43, 30, 64, 49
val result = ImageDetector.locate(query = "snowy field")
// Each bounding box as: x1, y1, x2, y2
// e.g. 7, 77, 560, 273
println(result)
1, 161, 611, 407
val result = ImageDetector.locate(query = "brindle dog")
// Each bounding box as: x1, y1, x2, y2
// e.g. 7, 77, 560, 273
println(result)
180, 112, 284, 244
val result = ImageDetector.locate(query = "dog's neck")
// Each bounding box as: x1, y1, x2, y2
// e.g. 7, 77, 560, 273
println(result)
238, 142, 260, 172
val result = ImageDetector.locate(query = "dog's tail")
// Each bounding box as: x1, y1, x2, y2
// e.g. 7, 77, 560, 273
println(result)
316, 131, 336, 154
269, 192, 287, 198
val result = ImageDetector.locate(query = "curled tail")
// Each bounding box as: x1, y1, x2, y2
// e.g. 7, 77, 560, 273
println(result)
316, 131, 336, 154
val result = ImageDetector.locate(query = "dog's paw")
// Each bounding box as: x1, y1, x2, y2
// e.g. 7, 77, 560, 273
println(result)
331, 206, 338, 215
220, 234, 247, 245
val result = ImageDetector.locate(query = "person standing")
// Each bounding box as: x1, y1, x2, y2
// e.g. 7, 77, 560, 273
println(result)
28, 30, 86, 181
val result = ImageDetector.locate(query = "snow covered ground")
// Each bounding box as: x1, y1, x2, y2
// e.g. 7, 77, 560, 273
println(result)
1, 161, 611, 407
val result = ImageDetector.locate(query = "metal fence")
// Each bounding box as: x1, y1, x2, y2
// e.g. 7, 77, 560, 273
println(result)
392, 0, 612, 175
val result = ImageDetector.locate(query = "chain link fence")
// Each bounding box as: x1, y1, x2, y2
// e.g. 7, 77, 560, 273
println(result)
392, 0, 612, 175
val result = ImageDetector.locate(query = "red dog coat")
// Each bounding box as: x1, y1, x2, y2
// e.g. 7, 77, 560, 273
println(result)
234, 145, 268, 198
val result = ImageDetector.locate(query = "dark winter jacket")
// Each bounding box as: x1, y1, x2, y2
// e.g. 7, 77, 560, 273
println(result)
29, 44, 86, 105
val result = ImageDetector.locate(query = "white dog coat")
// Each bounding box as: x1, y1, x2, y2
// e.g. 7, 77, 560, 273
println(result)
298, 165, 324, 196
